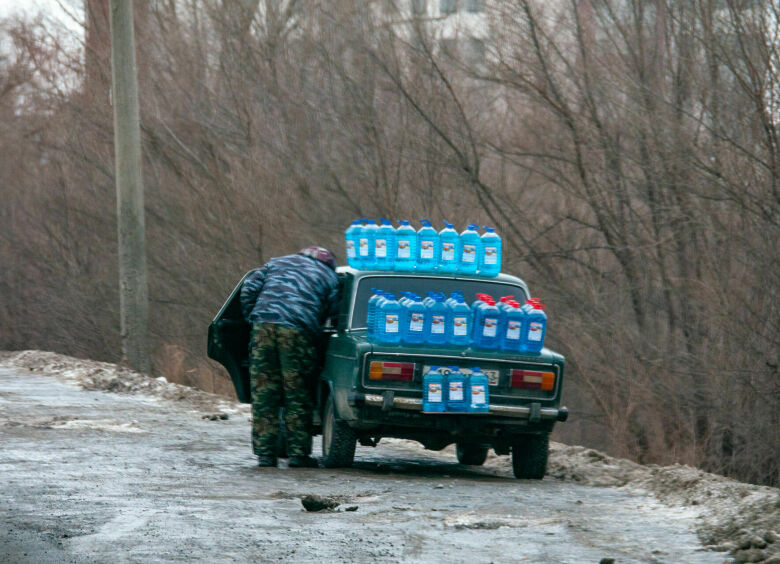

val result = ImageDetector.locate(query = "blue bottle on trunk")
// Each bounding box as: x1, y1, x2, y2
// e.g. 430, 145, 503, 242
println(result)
366, 288, 384, 339
403, 294, 427, 345
468, 367, 490, 413
377, 293, 403, 344
521, 300, 547, 353
422, 366, 445, 413
445, 366, 468, 412
427, 293, 450, 346
449, 296, 472, 347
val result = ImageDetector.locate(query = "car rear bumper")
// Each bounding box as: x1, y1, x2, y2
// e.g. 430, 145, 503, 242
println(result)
353, 391, 569, 422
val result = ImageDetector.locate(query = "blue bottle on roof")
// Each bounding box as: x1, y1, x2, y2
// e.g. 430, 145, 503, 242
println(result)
345, 219, 362, 269
376, 292, 403, 344
402, 294, 427, 345
422, 366, 445, 413
458, 224, 481, 275
468, 367, 490, 413
520, 300, 547, 353
394, 220, 418, 272
427, 293, 450, 346
448, 295, 472, 347
360, 219, 378, 270
445, 366, 468, 412
416, 219, 440, 272
438, 221, 459, 274
374, 218, 396, 271
479, 226, 502, 277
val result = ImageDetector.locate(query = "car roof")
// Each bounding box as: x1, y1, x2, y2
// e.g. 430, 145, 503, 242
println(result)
336, 266, 530, 294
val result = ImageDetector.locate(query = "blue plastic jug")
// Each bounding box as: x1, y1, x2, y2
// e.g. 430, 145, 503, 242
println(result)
438, 221, 459, 274
479, 226, 502, 277
472, 295, 503, 349
377, 293, 403, 344
427, 293, 450, 346
499, 297, 525, 352
357, 219, 376, 270
374, 218, 396, 270
445, 366, 468, 412
422, 366, 445, 413
458, 224, 481, 275
417, 219, 440, 272
394, 220, 417, 272
402, 294, 427, 345
468, 367, 490, 413
449, 296, 472, 347
521, 300, 547, 353
345, 219, 362, 269
366, 288, 384, 339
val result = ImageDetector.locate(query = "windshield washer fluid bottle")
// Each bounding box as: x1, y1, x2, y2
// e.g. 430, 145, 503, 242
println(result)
473, 295, 503, 350
345, 219, 362, 269
403, 294, 427, 345
499, 297, 525, 352
458, 224, 481, 275
445, 366, 468, 412
394, 220, 418, 272
449, 295, 472, 347
521, 300, 547, 353
479, 226, 502, 277
468, 367, 490, 413
416, 219, 440, 272
438, 221, 459, 274
374, 218, 396, 270
366, 288, 384, 340
427, 293, 450, 346
423, 366, 445, 413
377, 293, 403, 344
361, 219, 378, 270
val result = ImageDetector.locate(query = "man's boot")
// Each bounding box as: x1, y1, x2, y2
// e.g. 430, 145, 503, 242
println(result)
257, 455, 277, 467
288, 455, 318, 468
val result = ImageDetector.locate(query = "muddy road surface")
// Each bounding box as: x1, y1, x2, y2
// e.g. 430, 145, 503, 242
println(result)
0, 367, 724, 563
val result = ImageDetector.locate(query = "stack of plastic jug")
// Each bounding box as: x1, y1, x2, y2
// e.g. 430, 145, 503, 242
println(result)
422, 366, 445, 413
472, 294, 503, 349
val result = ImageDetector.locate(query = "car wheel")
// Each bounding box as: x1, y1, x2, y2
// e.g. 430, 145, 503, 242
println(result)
321, 395, 356, 468
456, 443, 489, 465
511, 433, 549, 479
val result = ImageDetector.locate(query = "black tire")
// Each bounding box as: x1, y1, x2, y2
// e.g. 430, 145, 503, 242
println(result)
511, 433, 549, 479
456, 443, 489, 466
321, 396, 356, 468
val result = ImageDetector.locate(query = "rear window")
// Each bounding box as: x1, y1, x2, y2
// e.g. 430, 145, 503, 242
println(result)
350, 275, 528, 329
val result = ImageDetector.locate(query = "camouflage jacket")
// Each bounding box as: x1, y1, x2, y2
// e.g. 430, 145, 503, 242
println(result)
239, 254, 340, 335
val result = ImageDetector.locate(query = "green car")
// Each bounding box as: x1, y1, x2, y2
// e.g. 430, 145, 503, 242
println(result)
208, 267, 568, 479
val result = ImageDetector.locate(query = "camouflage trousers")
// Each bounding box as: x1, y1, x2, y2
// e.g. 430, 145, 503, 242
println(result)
249, 323, 316, 458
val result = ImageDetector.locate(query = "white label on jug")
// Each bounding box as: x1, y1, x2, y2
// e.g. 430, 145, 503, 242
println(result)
375, 239, 387, 258
397, 239, 411, 258
462, 244, 476, 263
346, 240, 355, 258
385, 314, 399, 333
482, 318, 498, 337
449, 381, 464, 401
506, 320, 521, 340
410, 313, 424, 332
359, 238, 369, 256
442, 242, 455, 261
420, 240, 434, 259
431, 315, 445, 334
484, 246, 497, 265
528, 322, 543, 341
471, 385, 486, 404
453, 317, 468, 336
428, 382, 442, 403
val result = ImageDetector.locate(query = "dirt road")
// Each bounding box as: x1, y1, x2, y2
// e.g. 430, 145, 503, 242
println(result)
0, 363, 735, 563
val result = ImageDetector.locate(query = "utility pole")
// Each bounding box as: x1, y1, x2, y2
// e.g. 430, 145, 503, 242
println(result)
110, 0, 150, 373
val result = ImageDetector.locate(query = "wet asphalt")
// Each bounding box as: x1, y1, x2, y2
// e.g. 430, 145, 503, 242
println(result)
0, 368, 722, 563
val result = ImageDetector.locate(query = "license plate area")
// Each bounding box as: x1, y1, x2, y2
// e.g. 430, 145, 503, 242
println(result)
423, 365, 500, 386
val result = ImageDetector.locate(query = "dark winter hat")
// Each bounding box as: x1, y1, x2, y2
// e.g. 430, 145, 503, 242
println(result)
299, 246, 337, 270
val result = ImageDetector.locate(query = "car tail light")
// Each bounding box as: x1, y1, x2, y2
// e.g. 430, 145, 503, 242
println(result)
369, 361, 415, 381
511, 369, 555, 391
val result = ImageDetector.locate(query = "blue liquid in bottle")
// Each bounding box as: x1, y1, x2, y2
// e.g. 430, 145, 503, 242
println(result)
374, 218, 396, 271
376, 293, 403, 344
422, 366, 445, 413
416, 219, 440, 272
345, 219, 362, 269
438, 221, 459, 274
468, 367, 490, 413
394, 220, 418, 272
403, 294, 427, 345
520, 300, 547, 353
445, 366, 468, 412
427, 293, 450, 346
457, 224, 481, 275
449, 296, 472, 347
478, 226, 501, 277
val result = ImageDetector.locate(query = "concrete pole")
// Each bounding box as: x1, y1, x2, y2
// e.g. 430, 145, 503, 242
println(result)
110, 0, 150, 373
